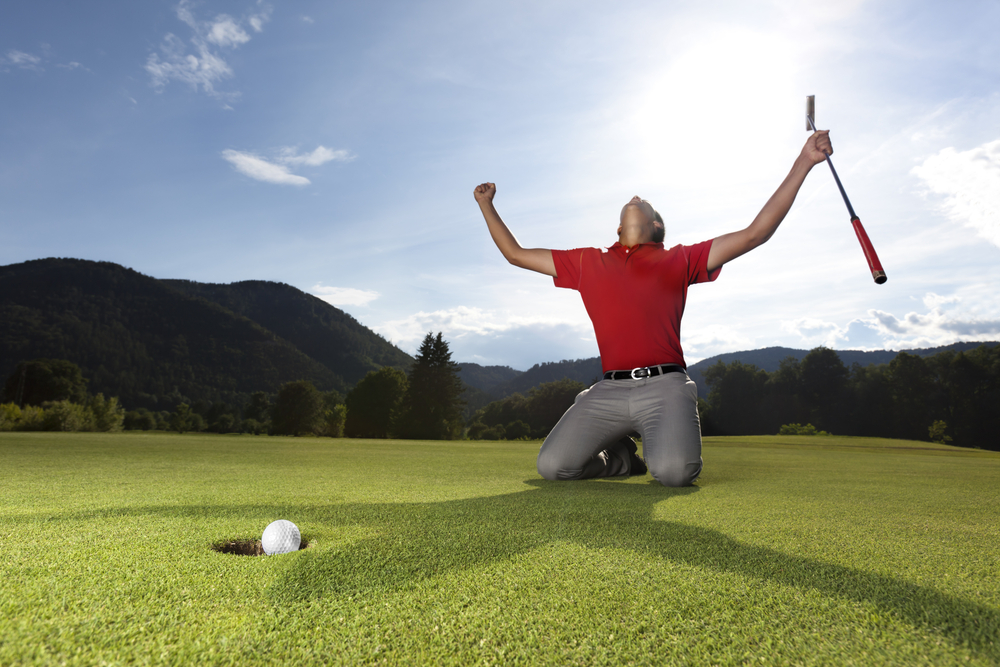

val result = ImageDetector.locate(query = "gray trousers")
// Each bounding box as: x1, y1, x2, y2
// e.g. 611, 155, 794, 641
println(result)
536, 371, 703, 487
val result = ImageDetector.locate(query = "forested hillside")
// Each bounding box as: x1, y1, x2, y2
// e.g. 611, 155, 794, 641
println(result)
458, 359, 602, 419
460, 344, 995, 402
459, 359, 603, 399
700, 345, 1000, 450
164, 279, 412, 387
0, 259, 412, 411
457, 363, 521, 394
686, 342, 1000, 399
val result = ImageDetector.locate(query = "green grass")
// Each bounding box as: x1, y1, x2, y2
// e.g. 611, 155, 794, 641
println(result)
1, 432, 998, 666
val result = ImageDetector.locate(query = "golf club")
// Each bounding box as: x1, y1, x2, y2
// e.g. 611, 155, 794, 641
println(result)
806, 95, 887, 284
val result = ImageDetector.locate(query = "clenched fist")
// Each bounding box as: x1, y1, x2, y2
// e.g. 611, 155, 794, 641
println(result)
474, 182, 496, 204
801, 130, 833, 166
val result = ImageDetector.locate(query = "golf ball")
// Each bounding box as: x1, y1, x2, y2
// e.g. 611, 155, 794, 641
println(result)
261, 519, 301, 556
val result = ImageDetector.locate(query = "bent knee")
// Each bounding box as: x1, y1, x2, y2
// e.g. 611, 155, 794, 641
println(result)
536, 451, 561, 481
649, 459, 702, 487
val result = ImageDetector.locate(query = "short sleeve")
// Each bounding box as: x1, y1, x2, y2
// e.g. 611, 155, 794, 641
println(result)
686, 239, 722, 285
551, 248, 587, 290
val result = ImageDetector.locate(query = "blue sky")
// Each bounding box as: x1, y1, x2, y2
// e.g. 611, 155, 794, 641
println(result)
3, 0, 999, 370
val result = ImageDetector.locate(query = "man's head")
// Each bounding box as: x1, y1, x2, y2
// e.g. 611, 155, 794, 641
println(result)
618, 196, 665, 246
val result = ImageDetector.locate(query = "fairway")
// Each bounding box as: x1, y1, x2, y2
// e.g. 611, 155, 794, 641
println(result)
2, 433, 998, 665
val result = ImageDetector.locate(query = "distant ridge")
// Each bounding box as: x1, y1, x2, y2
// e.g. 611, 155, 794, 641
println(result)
458, 359, 603, 417
164, 279, 411, 387
459, 358, 602, 400
460, 341, 1000, 401
686, 342, 1000, 398
0, 258, 412, 410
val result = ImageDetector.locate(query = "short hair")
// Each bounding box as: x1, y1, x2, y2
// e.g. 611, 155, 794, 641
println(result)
651, 208, 665, 243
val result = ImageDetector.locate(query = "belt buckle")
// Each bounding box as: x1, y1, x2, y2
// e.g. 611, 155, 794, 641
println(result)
630, 366, 650, 380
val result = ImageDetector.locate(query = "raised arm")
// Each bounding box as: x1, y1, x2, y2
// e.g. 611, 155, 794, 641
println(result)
474, 182, 557, 277
707, 130, 833, 272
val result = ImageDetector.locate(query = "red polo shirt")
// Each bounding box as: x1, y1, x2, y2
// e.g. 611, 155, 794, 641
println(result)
551, 240, 720, 372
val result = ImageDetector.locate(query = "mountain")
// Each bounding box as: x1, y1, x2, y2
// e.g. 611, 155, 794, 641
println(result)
459, 359, 603, 400
491, 358, 604, 397
457, 363, 521, 394
458, 360, 602, 419
164, 279, 412, 387
0, 258, 412, 410
685, 342, 1000, 398
461, 342, 1000, 403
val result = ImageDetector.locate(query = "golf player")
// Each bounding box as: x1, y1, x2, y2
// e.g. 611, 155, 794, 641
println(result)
474, 130, 834, 486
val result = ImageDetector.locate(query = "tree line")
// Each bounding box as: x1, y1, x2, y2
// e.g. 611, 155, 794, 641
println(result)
699, 345, 1000, 450
1, 359, 125, 432
1, 333, 468, 440
10, 339, 992, 449
464, 378, 587, 440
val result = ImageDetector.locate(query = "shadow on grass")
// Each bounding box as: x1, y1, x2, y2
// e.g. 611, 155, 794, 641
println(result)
266, 479, 998, 660
13, 480, 998, 659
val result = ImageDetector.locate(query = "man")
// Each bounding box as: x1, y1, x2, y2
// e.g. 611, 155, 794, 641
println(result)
474, 130, 833, 486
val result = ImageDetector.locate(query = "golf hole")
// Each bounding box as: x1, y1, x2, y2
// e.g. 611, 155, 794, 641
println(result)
212, 536, 312, 556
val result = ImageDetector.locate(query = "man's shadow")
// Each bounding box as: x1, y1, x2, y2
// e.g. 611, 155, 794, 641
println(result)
268, 479, 998, 660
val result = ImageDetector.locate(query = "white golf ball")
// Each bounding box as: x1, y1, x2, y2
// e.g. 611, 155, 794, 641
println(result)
261, 519, 301, 556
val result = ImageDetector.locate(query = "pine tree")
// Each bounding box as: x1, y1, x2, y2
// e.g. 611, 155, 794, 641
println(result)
396, 332, 465, 440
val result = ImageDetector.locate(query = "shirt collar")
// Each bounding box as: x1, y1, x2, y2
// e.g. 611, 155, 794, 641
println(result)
609, 241, 665, 254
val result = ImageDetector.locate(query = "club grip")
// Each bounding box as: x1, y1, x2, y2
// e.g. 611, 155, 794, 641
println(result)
851, 216, 887, 284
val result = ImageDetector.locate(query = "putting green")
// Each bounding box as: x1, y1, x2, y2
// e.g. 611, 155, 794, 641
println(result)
1, 432, 997, 665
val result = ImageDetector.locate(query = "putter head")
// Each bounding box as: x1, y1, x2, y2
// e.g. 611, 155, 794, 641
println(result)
806, 95, 816, 131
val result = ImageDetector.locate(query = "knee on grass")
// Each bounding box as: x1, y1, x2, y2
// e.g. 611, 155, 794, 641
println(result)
536, 448, 594, 481
649, 460, 702, 487
536, 452, 568, 481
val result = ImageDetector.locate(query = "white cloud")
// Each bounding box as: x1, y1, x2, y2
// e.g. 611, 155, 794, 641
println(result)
146, 32, 235, 98
912, 139, 1000, 248
206, 16, 250, 47
278, 146, 354, 166
3, 49, 43, 71
372, 306, 598, 369
780, 317, 844, 347
376, 306, 555, 344
923, 293, 960, 310
55, 61, 88, 72
870, 308, 1000, 341
248, 2, 273, 32
1, 49, 89, 74
174, 0, 199, 30
683, 325, 756, 364
146, 0, 270, 99
312, 285, 380, 307
779, 293, 1000, 351
221, 145, 353, 185
221, 149, 310, 186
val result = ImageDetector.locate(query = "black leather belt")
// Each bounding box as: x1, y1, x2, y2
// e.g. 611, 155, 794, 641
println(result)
603, 364, 685, 381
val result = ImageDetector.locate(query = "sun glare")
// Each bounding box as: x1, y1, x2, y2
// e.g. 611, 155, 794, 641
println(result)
624, 28, 801, 190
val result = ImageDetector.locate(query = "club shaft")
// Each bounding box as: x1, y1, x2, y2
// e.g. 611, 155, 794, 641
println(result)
821, 153, 858, 219
807, 114, 857, 217
807, 113, 886, 284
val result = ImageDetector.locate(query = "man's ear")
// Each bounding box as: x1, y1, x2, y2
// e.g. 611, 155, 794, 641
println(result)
616, 224, 623, 236
653, 221, 665, 241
